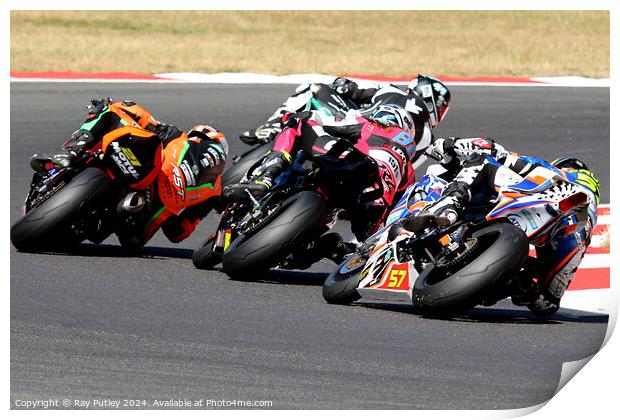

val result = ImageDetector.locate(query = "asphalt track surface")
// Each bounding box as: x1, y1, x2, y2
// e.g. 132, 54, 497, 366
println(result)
10, 83, 610, 409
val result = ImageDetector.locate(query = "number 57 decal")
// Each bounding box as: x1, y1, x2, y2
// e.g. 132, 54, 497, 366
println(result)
378, 263, 411, 290
388, 269, 407, 288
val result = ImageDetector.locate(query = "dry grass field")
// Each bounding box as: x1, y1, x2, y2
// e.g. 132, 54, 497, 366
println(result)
11, 10, 609, 77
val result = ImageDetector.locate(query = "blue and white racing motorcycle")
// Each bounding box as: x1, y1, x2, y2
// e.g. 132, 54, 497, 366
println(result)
322, 165, 590, 313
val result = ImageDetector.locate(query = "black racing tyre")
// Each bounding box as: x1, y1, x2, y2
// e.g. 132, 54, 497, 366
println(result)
412, 223, 529, 313
192, 236, 221, 270
221, 142, 272, 187
222, 190, 327, 276
322, 253, 366, 304
11, 167, 112, 252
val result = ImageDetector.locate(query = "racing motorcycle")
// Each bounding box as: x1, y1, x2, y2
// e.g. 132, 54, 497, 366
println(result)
193, 137, 381, 276
10, 125, 214, 252
322, 165, 590, 313
222, 83, 360, 188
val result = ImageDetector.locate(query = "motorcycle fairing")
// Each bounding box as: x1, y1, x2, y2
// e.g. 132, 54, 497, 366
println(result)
351, 163, 588, 302
356, 231, 417, 302
101, 125, 161, 188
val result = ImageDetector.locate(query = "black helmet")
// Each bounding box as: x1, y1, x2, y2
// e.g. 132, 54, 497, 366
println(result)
407, 75, 451, 128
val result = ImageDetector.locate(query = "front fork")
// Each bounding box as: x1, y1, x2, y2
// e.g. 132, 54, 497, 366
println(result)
211, 205, 241, 256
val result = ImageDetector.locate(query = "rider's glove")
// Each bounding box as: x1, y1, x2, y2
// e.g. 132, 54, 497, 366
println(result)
428, 137, 458, 164
452, 137, 503, 160
491, 142, 508, 159
281, 111, 311, 130
87, 97, 112, 114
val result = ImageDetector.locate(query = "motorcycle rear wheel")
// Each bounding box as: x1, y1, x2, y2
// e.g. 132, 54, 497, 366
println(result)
221, 190, 327, 277
192, 236, 221, 270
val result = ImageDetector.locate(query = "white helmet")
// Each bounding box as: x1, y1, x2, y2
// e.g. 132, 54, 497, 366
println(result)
370, 105, 414, 137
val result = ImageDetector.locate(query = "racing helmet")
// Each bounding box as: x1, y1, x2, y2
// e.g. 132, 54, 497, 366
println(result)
158, 126, 227, 215
188, 124, 229, 157
407, 75, 451, 128
370, 105, 415, 137
331, 77, 358, 97
185, 125, 228, 184
551, 157, 600, 204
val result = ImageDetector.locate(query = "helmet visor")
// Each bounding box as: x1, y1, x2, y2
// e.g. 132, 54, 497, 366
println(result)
372, 110, 401, 128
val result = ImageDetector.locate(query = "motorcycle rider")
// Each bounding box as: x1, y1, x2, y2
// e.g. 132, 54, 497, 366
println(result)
240, 75, 450, 167
394, 136, 600, 316
226, 105, 418, 268
29, 98, 228, 254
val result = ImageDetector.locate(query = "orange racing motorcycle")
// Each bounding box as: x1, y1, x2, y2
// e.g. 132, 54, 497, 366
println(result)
11, 116, 221, 252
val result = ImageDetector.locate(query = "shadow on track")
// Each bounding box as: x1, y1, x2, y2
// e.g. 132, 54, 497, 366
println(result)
225, 269, 329, 286
356, 302, 608, 325
12, 243, 194, 260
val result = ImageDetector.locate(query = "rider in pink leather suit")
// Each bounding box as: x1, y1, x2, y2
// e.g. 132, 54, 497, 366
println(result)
223, 106, 417, 267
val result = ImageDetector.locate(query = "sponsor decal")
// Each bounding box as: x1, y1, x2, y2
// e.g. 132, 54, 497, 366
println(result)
420, 85, 433, 98
359, 267, 370, 281
392, 131, 415, 147
432, 82, 448, 96
508, 215, 527, 231
391, 146, 408, 164
341, 255, 367, 273
120, 147, 142, 166
522, 209, 539, 230
201, 155, 214, 168
371, 149, 402, 187
111, 142, 139, 179
211, 143, 225, 155
206, 149, 220, 166
180, 160, 196, 187
171, 164, 185, 200
405, 98, 423, 115
377, 162, 396, 190
472, 138, 491, 150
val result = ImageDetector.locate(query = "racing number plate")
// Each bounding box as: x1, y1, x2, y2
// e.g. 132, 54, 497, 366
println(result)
376, 262, 410, 291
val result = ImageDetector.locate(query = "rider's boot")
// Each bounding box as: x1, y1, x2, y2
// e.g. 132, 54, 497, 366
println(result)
239, 107, 288, 145
222, 151, 291, 202
29, 150, 77, 172
509, 270, 540, 307
29, 154, 55, 172
390, 213, 452, 240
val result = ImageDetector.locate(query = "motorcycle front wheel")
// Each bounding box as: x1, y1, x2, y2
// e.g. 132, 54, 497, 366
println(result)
11, 167, 112, 252
411, 222, 529, 313
322, 253, 366, 304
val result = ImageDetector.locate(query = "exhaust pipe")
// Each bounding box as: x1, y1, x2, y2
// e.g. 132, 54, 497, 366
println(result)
118, 192, 146, 214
